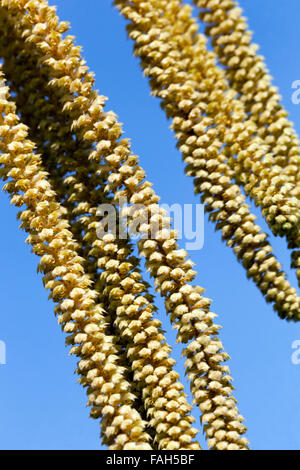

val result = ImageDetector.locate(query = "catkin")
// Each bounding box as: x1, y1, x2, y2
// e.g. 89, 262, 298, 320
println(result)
0, 69, 152, 450
193, 0, 300, 283
1, 0, 250, 449
0, 14, 200, 450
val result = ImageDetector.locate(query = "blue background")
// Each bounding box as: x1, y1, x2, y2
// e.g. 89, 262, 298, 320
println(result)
0, 0, 300, 450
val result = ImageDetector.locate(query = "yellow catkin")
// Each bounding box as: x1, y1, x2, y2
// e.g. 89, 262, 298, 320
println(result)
92, 232, 201, 450
193, 0, 300, 283
2, 0, 250, 449
113, 0, 300, 317
0, 69, 152, 450
0, 16, 200, 450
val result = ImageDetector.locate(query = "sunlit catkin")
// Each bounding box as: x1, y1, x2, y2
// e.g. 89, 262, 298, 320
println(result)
193, 0, 300, 283
0, 15, 201, 450
0, 69, 152, 450
2, 0, 250, 449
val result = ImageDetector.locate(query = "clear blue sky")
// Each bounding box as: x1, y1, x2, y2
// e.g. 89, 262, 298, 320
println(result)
0, 0, 300, 450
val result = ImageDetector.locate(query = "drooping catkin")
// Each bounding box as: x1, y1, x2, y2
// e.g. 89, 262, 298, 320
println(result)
2, 0, 250, 449
0, 16, 201, 450
193, 0, 300, 283
0, 69, 152, 450
92, 231, 201, 450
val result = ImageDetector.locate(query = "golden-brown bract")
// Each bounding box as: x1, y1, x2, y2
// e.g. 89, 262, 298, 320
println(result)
0, 13, 201, 451
2, 0, 251, 449
113, 0, 300, 319
0, 69, 152, 450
